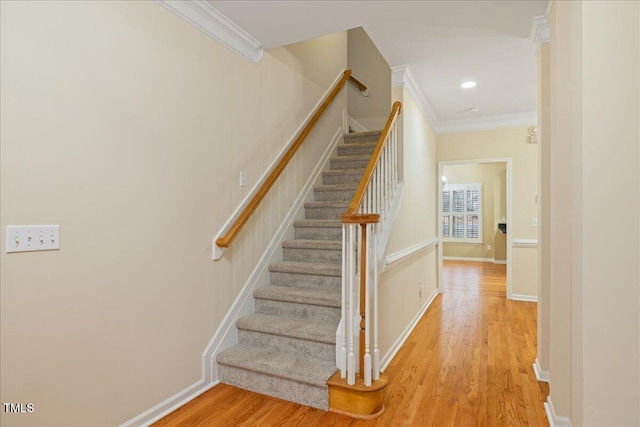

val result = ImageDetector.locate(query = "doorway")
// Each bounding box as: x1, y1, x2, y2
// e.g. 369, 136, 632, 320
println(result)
437, 158, 513, 298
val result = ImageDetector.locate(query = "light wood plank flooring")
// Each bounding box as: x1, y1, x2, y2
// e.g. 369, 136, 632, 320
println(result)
153, 260, 548, 426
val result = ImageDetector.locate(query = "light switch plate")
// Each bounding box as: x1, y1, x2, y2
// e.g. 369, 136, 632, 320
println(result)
6, 225, 60, 253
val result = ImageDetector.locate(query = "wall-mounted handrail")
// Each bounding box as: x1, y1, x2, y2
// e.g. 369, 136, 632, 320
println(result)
214, 69, 354, 259
339, 101, 402, 388
348, 75, 368, 97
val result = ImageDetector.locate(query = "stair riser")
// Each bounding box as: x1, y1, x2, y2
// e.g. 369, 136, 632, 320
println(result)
294, 226, 342, 241
218, 365, 329, 410
304, 206, 346, 220
314, 189, 356, 202
238, 330, 335, 363
337, 145, 376, 157
256, 299, 341, 324
283, 247, 341, 264
322, 172, 364, 185
269, 271, 341, 292
330, 158, 370, 170
344, 134, 381, 144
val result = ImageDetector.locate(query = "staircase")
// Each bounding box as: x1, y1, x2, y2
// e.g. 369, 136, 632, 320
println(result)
216, 130, 381, 410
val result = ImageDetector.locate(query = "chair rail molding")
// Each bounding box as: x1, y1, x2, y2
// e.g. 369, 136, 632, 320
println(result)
155, 0, 263, 64
384, 238, 438, 272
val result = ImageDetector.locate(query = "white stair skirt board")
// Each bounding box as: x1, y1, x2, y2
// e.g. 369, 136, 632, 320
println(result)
533, 358, 550, 383
348, 116, 368, 133
379, 289, 439, 371
119, 380, 215, 427
544, 396, 572, 427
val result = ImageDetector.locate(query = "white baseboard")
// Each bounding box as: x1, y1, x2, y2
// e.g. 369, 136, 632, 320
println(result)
493, 259, 507, 265
379, 289, 439, 371
511, 293, 538, 302
533, 358, 550, 382
544, 395, 572, 427
120, 380, 217, 427
202, 127, 344, 384
443, 256, 495, 263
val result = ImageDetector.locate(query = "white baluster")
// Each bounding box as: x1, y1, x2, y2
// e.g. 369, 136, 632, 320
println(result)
372, 224, 380, 380
364, 223, 372, 386
340, 224, 347, 377
347, 223, 356, 385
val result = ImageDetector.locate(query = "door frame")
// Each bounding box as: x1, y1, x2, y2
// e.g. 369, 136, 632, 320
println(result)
437, 158, 513, 299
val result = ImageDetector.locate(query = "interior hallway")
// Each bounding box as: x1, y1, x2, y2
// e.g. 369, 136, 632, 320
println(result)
153, 260, 548, 426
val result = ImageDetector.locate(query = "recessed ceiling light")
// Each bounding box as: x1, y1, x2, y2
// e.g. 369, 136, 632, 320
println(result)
461, 81, 477, 89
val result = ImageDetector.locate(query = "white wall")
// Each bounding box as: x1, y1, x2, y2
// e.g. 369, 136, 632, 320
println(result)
547, 1, 640, 425
0, 2, 347, 425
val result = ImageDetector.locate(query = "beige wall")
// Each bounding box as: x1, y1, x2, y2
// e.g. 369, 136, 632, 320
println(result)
378, 85, 438, 360
347, 28, 392, 131
437, 127, 539, 298
0, 2, 347, 425
442, 162, 506, 260
547, 1, 640, 424
493, 164, 507, 262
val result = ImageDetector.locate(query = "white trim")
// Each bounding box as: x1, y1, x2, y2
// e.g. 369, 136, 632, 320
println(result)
383, 237, 438, 272
512, 238, 538, 248
511, 294, 538, 302
203, 127, 344, 382
155, 1, 263, 64
544, 396, 572, 427
348, 116, 368, 133
379, 289, 439, 372
120, 380, 216, 427
347, 80, 369, 97
213, 70, 348, 259
391, 65, 439, 131
533, 358, 550, 383
436, 111, 537, 135
443, 256, 495, 263
530, 15, 551, 51
493, 259, 507, 265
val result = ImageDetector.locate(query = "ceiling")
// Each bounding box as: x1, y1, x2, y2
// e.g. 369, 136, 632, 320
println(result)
209, 0, 549, 132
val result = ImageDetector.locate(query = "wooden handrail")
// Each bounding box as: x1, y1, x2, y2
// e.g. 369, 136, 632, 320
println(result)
344, 101, 402, 217
348, 75, 368, 96
216, 69, 353, 250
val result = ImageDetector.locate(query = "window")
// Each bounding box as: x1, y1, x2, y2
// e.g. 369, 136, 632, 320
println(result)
442, 183, 482, 243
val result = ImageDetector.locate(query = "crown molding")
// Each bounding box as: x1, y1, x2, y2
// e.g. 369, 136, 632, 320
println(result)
156, 0, 264, 64
437, 111, 537, 134
392, 64, 536, 135
391, 64, 439, 131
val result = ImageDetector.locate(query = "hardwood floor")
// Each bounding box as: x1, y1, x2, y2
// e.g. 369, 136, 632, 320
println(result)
153, 260, 548, 426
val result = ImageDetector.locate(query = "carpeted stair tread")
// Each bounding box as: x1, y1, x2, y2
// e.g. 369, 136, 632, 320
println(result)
269, 261, 341, 277
237, 313, 336, 343
330, 154, 372, 162
322, 169, 366, 177
314, 183, 359, 191
217, 344, 337, 387
254, 285, 340, 307
293, 219, 341, 228
304, 201, 350, 208
343, 130, 382, 144
282, 239, 341, 250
